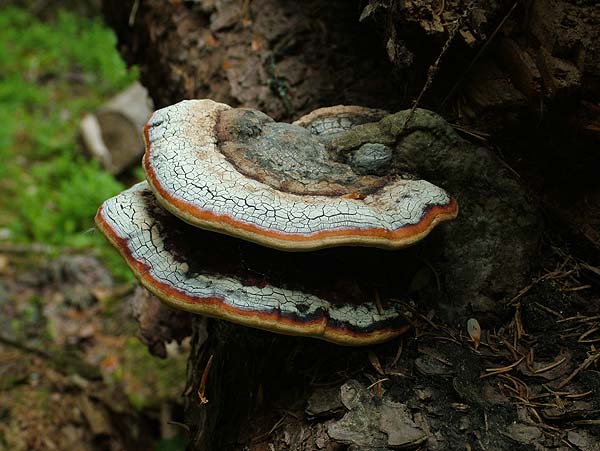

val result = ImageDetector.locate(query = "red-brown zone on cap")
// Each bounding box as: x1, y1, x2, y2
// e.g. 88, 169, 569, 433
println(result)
143, 122, 458, 249
94, 185, 419, 345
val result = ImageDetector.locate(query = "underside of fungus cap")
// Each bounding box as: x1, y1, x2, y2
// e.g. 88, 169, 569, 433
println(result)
143, 99, 458, 251
95, 182, 413, 345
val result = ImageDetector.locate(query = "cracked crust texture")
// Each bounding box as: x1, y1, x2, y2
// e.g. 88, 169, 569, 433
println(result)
292, 105, 388, 136
143, 99, 458, 251
95, 182, 411, 345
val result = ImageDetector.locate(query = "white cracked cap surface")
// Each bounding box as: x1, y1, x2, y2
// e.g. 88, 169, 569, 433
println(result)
143, 99, 458, 251
95, 182, 412, 345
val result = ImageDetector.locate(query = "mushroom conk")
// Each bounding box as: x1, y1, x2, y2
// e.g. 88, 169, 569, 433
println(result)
96, 100, 458, 345
143, 100, 458, 251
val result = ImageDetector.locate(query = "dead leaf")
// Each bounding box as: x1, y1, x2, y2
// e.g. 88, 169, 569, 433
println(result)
100, 354, 119, 373
467, 318, 481, 349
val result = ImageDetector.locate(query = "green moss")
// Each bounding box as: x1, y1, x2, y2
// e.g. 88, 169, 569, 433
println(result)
157, 435, 187, 451
0, 7, 140, 281
116, 338, 188, 410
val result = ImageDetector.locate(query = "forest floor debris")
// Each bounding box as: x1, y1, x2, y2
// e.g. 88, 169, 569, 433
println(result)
0, 249, 188, 451
237, 249, 600, 450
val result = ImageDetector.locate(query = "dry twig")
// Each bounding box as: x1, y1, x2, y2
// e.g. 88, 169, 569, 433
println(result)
197, 354, 214, 404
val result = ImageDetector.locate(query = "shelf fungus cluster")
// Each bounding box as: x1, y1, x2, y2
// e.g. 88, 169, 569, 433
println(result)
96, 100, 458, 345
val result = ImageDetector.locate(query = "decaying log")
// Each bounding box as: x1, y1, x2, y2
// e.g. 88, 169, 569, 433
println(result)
131, 287, 193, 359
114, 105, 542, 449
102, 0, 404, 120
80, 82, 153, 174
362, 0, 599, 130
102, 1, 599, 450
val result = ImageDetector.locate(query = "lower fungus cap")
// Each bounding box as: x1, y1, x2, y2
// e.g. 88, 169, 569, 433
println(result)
143, 99, 458, 251
95, 182, 412, 346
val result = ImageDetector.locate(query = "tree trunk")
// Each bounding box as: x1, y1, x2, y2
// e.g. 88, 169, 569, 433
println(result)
102, 1, 600, 449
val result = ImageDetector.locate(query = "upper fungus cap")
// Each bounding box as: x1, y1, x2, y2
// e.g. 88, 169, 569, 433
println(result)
95, 182, 412, 346
143, 100, 458, 251
292, 105, 389, 137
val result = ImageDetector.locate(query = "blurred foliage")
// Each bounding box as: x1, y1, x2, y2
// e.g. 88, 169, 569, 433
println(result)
0, 7, 139, 280
115, 337, 188, 410
1, 0, 101, 19
0, 9, 190, 449
157, 435, 187, 451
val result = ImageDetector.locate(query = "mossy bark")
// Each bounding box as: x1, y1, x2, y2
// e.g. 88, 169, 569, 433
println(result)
102, 1, 600, 448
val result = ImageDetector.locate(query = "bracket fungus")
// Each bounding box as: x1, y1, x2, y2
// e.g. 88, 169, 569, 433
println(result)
143, 100, 458, 251
96, 183, 413, 345
96, 100, 458, 345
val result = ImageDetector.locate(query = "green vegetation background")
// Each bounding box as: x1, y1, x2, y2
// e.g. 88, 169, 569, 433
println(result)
0, 6, 139, 280
0, 7, 188, 450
